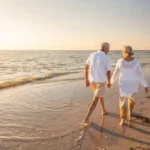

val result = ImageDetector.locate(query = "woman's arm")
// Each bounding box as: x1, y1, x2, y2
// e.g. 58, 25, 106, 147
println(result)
111, 60, 120, 84
137, 63, 147, 87
137, 62, 149, 93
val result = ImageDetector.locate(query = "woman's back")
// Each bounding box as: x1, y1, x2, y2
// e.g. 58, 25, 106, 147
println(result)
111, 57, 147, 97
119, 58, 140, 81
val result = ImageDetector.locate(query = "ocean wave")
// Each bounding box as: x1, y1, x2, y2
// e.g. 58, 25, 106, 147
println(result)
112, 63, 150, 68
0, 72, 79, 89
0, 62, 148, 90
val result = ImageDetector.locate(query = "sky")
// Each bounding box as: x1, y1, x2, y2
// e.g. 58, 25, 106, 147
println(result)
0, 0, 150, 50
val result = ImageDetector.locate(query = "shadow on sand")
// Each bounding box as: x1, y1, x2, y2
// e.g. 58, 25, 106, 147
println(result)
88, 112, 150, 147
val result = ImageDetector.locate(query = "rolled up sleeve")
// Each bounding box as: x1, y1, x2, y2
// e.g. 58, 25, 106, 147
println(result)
85, 55, 91, 65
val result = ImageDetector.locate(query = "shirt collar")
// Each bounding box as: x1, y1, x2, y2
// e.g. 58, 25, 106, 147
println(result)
97, 50, 105, 54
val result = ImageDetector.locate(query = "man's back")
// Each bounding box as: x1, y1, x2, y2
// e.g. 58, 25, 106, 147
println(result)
86, 51, 111, 83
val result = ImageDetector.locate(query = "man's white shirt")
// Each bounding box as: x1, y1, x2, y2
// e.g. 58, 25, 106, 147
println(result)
86, 51, 112, 83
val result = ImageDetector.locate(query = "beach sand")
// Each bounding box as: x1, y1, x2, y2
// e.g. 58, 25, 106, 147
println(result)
0, 66, 150, 150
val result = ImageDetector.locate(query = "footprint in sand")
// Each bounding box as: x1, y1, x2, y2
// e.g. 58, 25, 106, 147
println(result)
147, 95, 150, 98
140, 101, 145, 105
132, 113, 150, 123
136, 146, 150, 150
140, 108, 144, 112
130, 148, 136, 150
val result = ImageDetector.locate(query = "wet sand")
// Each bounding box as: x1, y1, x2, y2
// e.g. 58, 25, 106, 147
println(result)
0, 76, 89, 150
0, 66, 150, 150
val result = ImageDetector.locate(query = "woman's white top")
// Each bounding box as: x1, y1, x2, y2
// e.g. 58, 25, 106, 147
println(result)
111, 58, 147, 98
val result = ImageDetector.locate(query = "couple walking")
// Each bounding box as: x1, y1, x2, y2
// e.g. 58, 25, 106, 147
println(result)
83, 42, 149, 126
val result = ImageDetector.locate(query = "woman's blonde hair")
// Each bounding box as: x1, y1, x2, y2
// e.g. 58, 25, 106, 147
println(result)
123, 46, 134, 56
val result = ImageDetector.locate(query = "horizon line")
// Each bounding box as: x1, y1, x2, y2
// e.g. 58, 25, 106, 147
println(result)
0, 49, 150, 51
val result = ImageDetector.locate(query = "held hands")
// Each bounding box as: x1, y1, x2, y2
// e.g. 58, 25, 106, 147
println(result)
107, 82, 111, 88
86, 80, 111, 88
145, 87, 149, 93
86, 80, 90, 87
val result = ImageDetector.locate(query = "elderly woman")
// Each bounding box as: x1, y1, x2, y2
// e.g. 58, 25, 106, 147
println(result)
111, 46, 149, 125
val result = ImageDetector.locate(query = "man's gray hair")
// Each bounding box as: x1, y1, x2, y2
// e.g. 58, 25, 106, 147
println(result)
101, 42, 109, 50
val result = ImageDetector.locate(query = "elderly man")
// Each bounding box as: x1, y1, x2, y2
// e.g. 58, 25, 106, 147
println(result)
83, 42, 112, 124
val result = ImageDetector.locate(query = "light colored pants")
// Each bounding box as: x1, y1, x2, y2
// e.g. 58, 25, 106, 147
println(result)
119, 95, 135, 119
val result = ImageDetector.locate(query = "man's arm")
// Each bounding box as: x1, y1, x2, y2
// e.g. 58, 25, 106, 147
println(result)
106, 55, 112, 88
107, 70, 111, 88
85, 65, 90, 87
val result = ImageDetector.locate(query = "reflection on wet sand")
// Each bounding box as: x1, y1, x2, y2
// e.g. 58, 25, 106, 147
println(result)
87, 116, 113, 149
85, 112, 150, 149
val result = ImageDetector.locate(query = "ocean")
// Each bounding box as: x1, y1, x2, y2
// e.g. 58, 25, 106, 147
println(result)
0, 50, 150, 89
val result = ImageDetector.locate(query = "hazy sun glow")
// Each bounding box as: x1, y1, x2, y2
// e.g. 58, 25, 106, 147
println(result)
0, 0, 150, 50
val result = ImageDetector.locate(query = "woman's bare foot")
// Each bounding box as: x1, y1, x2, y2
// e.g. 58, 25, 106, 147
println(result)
128, 115, 131, 121
128, 111, 132, 121
119, 119, 124, 126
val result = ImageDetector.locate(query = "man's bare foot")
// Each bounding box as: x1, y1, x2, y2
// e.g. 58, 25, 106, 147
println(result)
119, 119, 124, 126
102, 110, 108, 115
81, 120, 90, 127
82, 119, 89, 125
